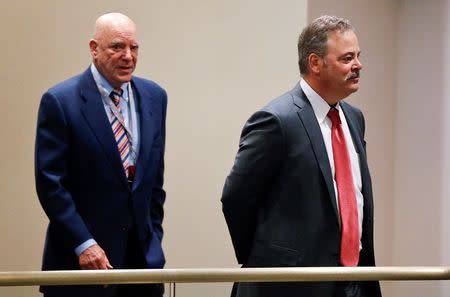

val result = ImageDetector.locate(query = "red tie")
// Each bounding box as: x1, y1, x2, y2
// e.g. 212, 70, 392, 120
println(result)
328, 108, 359, 266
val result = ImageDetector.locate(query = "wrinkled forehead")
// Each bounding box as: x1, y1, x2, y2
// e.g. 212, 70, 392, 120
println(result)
99, 26, 139, 46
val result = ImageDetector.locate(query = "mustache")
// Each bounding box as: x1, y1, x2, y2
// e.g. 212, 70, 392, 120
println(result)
346, 71, 360, 80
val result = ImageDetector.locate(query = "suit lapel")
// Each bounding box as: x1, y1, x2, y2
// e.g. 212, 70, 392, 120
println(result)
292, 84, 339, 222
340, 103, 364, 156
79, 69, 129, 188
340, 103, 372, 204
131, 79, 155, 192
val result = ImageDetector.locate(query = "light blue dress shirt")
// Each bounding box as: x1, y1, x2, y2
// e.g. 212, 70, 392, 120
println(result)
74, 64, 140, 256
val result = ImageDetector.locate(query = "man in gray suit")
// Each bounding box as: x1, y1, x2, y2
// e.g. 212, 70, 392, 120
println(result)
221, 15, 382, 297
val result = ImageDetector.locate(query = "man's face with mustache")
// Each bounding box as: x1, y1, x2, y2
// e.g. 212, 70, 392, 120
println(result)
320, 30, 362, 101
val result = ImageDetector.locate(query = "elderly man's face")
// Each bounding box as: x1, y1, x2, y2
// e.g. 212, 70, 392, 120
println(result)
320, 30, 362, 101
90, 23, 139, 88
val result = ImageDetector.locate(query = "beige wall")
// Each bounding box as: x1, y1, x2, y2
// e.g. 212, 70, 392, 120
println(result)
393, 0, 449, 296
443, 2, 450, 297
0, 1, 307, 296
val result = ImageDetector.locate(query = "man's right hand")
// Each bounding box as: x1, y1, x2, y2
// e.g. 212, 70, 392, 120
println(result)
79, 244, 113, 270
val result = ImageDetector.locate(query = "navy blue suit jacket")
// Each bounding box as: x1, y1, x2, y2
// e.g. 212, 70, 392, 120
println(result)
221, 83, 381, 297
35, 68, 167, 296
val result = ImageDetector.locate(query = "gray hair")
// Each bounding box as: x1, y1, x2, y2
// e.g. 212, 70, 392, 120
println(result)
297, 15, 354, 75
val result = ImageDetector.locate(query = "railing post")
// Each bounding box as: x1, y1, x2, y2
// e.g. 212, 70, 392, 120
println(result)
168, 282, 176, 297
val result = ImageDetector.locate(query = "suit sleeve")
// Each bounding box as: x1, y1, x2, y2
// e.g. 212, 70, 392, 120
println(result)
221, 110, 284, 264
35, 92, 92, 250
150, 89, 167, 241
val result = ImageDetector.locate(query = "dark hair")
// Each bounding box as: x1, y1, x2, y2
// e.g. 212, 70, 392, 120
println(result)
298, 15, 354, 75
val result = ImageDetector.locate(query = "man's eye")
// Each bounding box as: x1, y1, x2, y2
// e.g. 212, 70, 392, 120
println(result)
343, 56, 353, 63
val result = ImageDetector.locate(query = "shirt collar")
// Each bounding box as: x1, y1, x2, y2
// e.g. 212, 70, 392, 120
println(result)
90, 64, 129, 102
300, 79, 340, 123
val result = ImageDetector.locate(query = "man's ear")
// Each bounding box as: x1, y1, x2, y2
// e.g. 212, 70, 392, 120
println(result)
308, 53, 323, 75
89, 39, 98, 58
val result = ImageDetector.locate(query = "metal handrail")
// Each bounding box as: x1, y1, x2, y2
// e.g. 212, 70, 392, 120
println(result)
1, 267, 450, 287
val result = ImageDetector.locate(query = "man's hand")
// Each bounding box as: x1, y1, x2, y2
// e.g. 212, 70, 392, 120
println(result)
79, 244, 113, 270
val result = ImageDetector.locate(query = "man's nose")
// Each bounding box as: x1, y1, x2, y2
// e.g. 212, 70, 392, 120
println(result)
122, 48, 132, 60
354, 57, 363, 70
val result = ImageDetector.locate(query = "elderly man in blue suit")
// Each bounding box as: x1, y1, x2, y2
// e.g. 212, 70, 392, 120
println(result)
35, 12, 167, 297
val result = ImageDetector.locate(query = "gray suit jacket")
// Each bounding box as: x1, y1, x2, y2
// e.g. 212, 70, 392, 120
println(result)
221, 83, 382, 297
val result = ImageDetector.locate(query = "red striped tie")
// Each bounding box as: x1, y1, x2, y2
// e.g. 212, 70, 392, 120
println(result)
328, 108, 359, 266
110, 90, 134, 180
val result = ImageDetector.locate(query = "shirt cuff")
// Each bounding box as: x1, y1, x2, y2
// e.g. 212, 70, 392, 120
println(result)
75, 239, 97, 256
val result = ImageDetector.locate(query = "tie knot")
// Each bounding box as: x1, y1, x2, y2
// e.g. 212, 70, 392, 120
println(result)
327, 108, 341, 125
110, 89, 123, 106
